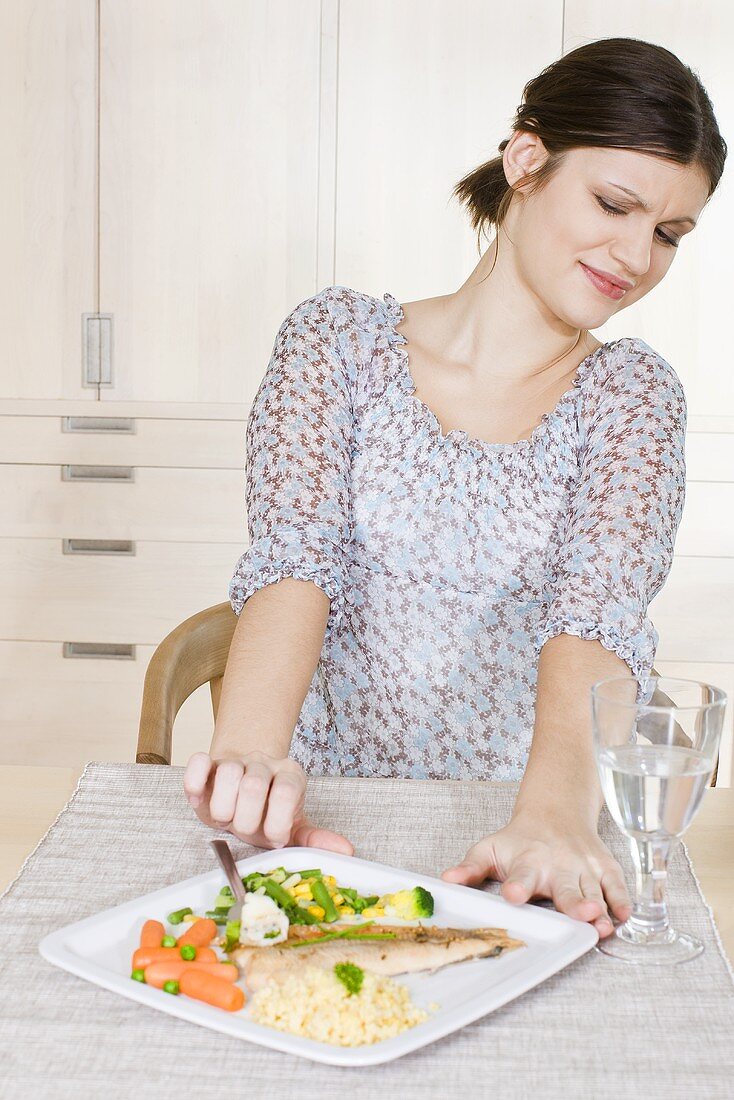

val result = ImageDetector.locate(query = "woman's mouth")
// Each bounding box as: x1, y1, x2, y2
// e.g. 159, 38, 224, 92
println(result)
580, 262, 628, 301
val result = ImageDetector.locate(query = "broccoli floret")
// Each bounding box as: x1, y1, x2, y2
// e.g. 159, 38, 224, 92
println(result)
381, 886, 434, 920
334, 962, 364, 996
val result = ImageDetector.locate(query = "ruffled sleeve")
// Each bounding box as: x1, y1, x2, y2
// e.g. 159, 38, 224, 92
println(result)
535, 340, 687, 700
228, 288, 355, 643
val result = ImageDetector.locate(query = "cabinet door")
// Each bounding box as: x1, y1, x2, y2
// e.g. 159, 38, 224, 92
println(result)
335, 0, 563, 296
99, 0, 323, 403
0, 0, 97, 400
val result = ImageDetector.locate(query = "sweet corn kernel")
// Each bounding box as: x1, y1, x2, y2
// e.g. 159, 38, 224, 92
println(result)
332, 893, 345, 906
308, 905, 325, 919
182, 913, 201, 924
293, 883, 312, 899
323, 875, 337, 888
361, 906, 385, 919
285, 886, 297, 898
337, 906, 355, 916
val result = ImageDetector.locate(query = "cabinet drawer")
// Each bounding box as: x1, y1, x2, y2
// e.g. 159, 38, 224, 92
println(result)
0, 640, 213, 770
0, 465, 246, 541
0, 414, 246, 467
0, 538, 243, 643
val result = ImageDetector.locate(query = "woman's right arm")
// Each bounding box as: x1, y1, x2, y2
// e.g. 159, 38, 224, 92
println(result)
183, 577, 353, 851
184, 288, 357, 853
212, 576, 329, 762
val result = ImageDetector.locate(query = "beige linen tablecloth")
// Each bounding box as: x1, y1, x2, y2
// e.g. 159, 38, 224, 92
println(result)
0, 762, 732, 1099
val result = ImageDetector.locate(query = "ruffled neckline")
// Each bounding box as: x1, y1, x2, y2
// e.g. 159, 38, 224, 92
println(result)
381, 290, 637, 460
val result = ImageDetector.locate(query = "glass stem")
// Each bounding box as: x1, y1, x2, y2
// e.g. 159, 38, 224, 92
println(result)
627, 837, 675, 936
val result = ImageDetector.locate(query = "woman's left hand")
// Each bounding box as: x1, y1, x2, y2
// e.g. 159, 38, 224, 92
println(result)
440, 810, 632, 938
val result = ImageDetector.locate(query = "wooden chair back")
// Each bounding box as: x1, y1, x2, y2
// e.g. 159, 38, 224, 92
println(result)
136, 602, 237, 764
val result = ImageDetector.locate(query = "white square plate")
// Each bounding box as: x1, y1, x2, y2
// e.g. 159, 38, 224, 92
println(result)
39, 847, 597, 1066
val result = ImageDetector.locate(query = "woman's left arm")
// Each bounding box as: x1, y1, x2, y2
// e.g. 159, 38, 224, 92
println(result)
442, 342, 688, 936
442, 634, 634, 937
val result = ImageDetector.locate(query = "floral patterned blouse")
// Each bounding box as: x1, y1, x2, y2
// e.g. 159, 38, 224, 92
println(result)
228, 285, 686, 780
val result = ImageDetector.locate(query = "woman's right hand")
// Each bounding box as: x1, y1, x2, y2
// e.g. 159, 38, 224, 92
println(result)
182, 749, 354, 854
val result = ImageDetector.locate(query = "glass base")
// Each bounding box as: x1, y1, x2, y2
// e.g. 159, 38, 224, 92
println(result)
595, 919, 704, 964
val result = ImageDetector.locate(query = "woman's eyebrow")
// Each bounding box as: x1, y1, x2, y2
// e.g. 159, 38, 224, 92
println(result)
603, 180, 697, 227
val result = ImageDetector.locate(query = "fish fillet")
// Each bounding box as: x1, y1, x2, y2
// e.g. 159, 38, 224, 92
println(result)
229, 922, 525, 992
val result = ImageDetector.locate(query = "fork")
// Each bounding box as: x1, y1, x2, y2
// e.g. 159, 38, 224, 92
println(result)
209, 839, 246, 928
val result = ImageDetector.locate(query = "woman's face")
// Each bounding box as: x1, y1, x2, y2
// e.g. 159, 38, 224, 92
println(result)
504, 139, 711, 330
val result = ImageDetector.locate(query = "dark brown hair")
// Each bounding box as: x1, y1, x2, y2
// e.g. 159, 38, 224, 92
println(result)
453, 37, 727, 253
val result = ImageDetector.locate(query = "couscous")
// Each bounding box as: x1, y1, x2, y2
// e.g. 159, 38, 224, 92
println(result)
249, 964, 431, 1045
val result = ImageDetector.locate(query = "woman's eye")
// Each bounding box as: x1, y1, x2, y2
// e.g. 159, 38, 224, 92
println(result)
595, 195, 679, 248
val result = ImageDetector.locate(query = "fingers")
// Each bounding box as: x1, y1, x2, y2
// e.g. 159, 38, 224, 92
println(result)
292, 822, 355, 855
260, 769, 304, 848
600, 866, 633, 922
441, 839, 501, 886
230, 760, 274, 839
184, 753, 316, 850
501, 861, 543, 906
440, 860, 485, 885
441, 825, 632, 939
551, 872, 603, 923
183, 752, 213, 808
206, 759, 245, 825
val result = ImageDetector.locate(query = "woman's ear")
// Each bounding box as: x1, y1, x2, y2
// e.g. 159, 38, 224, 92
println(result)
503, 130, 549, 191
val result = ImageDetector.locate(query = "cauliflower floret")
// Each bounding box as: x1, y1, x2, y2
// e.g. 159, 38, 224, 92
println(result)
239, 893, 289, 946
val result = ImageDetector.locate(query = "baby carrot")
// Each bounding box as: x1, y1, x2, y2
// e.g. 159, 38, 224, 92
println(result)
132, 946, 179, 970
144, 960, 239, 989
133, 944, 219, 970
179, 968, 245, 1012
139, 919, 166, 948
177, 918, 218, 948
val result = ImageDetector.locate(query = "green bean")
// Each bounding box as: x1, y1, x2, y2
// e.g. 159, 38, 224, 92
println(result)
224, 919, 241, 952
204, 911, 228, 925
262, 878, 296, 910
288, 906, 321, 925
166, 907, 193, 925
311, 879, 339, 923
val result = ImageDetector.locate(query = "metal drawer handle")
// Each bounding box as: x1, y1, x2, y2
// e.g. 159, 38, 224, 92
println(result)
63, 642, 136, 660
61, 465, 135, 482
62, 539, 136, 556
62, 416, 136, 434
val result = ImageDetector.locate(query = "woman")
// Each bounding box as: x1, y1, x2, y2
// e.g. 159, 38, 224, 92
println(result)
184, 38, 726, 939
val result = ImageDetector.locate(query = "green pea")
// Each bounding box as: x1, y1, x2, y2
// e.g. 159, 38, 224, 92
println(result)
131, 969, 146, 982
163, 980, 180, 994
180, 944, 196, 961
160, 935, 177, 948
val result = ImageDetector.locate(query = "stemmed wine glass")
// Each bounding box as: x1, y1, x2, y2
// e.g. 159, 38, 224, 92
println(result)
591, 676, 727, 964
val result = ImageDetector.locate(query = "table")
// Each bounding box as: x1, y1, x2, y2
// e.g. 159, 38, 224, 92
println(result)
0, 763, 732, 1098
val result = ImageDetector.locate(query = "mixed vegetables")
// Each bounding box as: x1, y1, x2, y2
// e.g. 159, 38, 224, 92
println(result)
128, 866, 435, 1015
205, 865, 434, 949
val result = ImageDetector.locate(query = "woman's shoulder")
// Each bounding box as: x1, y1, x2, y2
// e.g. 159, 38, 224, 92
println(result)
583, 335, 687, 421
284, 284, 390, 332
